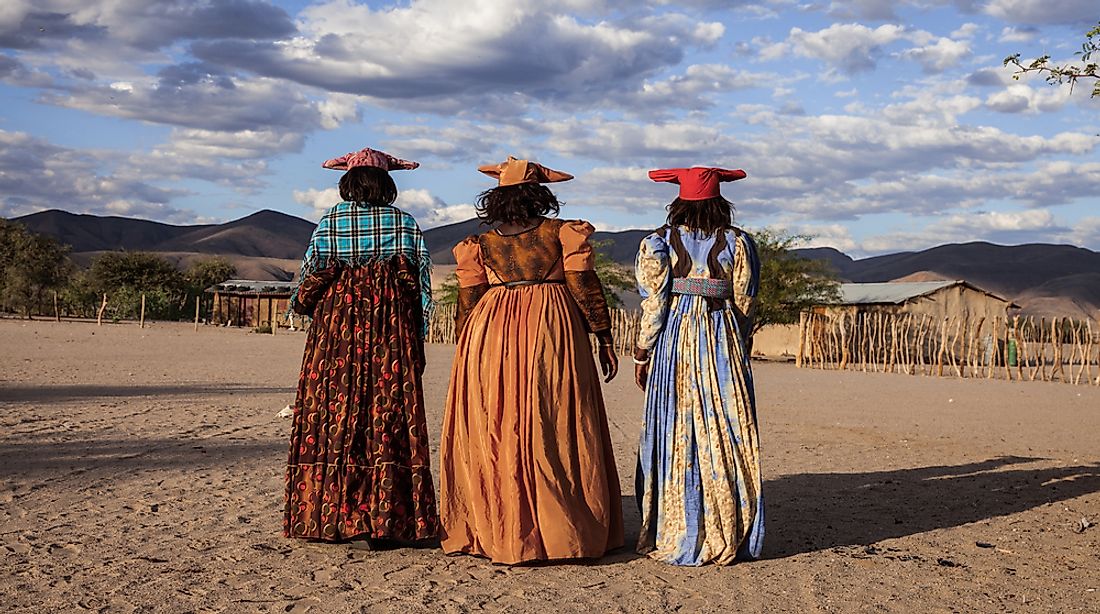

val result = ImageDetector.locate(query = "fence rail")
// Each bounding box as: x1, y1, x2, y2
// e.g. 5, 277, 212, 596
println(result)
797, 312, 1100, 386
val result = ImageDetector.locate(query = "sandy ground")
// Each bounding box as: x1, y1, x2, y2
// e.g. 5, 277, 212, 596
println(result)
1, 319, 1098, 614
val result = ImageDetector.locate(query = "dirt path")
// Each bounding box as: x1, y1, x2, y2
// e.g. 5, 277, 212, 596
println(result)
1, 319, 1097, 613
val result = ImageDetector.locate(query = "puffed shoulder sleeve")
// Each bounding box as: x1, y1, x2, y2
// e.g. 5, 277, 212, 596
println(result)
559, 220, 612, 334
560, 219, 597, 271
730, 229, 760, 347
635, 231, 671, 352
453, 235, 490, 338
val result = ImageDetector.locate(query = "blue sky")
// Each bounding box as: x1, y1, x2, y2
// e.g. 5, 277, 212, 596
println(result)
1, 0, 1097, 256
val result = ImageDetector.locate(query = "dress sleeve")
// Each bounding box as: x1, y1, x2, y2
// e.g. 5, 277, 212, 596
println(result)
292, 266, 340, 316
560, 220, 612, 334
287, 212, 328, 314
730, 229, 761, 346
453, 236, 490, 338
409, 221, 433, 340
635, 232, 671, 352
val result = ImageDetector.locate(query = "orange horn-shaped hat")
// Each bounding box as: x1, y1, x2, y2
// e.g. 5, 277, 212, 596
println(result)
478, 156, 573, 186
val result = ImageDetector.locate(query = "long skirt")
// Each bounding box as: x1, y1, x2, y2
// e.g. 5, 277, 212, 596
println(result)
440, 284, 624, 564
284, 260, 439, 542
636, 295, 763, 565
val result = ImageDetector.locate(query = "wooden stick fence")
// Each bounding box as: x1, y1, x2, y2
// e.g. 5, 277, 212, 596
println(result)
798, 311, 1100, 386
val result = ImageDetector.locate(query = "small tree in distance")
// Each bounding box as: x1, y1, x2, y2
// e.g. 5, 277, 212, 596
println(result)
750, 228, 841, 337
0, 220, 71, 318
591, 239, 634, 309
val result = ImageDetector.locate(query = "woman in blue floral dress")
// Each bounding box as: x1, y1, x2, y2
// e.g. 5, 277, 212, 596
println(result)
632, 166, 763, 566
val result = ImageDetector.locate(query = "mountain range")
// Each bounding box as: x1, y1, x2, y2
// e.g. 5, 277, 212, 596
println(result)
11, 209, 1100, 318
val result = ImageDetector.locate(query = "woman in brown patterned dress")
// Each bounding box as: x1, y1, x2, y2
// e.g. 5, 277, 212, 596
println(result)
439, 156, 624, 564
284, 147, 439, 545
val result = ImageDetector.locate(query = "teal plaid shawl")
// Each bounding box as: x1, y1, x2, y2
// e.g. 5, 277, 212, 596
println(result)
291, 202, 433, 335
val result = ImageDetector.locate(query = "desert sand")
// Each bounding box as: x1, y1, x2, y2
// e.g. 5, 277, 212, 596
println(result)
1, 319, 1098, 613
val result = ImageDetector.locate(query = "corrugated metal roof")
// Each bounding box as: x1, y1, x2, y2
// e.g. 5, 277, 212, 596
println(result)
206, 279, 296, 294
836, 280, 963, 305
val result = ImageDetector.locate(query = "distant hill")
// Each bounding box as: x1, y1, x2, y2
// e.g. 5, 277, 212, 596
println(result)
15, 209, 314, 259
12, 209, 206, 252
10, 210, 1100, 317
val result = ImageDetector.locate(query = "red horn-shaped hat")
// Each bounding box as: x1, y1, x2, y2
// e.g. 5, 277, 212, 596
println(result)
648, 166, 746, 200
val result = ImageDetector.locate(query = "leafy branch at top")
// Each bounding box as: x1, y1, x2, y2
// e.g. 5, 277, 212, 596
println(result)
1004, 21, 1100, 98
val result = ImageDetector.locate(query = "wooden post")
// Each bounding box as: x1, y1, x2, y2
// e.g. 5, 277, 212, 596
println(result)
797, 311, 807, 368
936, 317, 947, 376
53, 290, 60, 322
1085, 319, 1095, 386
270, 298, 277, 335
194, 296, 201, 331
838, 313, 849, 370
97, 293, 108, 326
1051, 318, 1062, 382
139, 293, 146, 329
1072, 321, 1084, 385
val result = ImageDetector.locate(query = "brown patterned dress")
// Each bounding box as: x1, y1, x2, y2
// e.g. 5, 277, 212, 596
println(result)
284, 256, 439, 542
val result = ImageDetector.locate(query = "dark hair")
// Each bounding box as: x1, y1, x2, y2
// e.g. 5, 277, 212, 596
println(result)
338, 166, 398, 205
475, 183, 561, 225
666, 196, 734, 235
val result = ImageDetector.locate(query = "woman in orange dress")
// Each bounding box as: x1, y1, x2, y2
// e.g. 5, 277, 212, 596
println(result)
440, 156, 624, 564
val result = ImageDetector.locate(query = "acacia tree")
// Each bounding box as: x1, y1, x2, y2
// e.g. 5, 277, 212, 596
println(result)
750, 228, 840, 336
87, 251, 186, 320
0, 220, 71, 318
1004, 21, 1100, 98
184, 256, 236, 308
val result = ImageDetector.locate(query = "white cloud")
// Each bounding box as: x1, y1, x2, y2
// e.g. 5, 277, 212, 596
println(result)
900, 36, 971, 73
0, 129, 194, 222
395, 189, 478, 228
292, 187, 340, 220
984, 0, 1099, 26
825, 0, 899, 21
291, 185, 476, 228
190, 0, 726, 111
951, 23, 980, 39
760, 23, 909, 75
985, 83, 1072, 114
998, 26, 1039, 43
855, 208, 1072, 255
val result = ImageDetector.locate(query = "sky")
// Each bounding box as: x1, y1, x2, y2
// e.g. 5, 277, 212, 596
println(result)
1, 0, 1098, 257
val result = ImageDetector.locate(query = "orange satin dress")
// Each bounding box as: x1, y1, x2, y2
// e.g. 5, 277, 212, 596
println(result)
439, 218, 624, 564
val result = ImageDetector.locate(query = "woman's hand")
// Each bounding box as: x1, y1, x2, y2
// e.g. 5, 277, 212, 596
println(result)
633, 348, 650, 390
598, 343, 618, 383
634, 362, 648, 390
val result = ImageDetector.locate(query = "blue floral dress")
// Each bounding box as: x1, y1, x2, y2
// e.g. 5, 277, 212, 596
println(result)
634, 224, 763, 565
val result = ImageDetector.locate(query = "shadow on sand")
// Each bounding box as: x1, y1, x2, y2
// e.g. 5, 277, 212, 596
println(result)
6, 442, 1096, 565
762, 455, 1100, 558
0, 438, 288, 478
612, 456, 1099, 563
0, 383, 293, 404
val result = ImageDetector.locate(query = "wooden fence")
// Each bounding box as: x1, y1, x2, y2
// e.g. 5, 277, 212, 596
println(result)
797, 312, 1100, 385
427, 304, 642, 354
